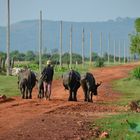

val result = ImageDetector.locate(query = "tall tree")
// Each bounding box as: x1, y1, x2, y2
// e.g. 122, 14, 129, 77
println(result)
135, 18, 140, 33
130, 18, 140, 56
25, 51, 35, 61
130, 34, 140, 54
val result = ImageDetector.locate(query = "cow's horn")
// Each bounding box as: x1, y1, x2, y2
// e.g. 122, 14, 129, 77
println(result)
96, 81, 102, 87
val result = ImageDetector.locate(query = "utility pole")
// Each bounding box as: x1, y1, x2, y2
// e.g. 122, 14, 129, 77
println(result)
90, 32, 92, 65
59, 21, 62, 68
69, 25, 72, 69
113, 40, 116, 64
119, 40, 121, 64
124, 40, 126, 64
108, 33, 110, 64
100, 32, 102, 58
127, 44, 129, 63
6, 0, 10, 76
127, 45, 130, 62
39, 11, 42, 74
82, 28, 84, 68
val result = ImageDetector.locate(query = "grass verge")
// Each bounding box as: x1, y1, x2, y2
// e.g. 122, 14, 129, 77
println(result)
112, 77, 140, 106
0, 75, 19, 97
91, 113, 140, 140
90, 74, 140, 139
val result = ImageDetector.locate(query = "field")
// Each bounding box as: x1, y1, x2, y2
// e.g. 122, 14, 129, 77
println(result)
0, 62, 140, 140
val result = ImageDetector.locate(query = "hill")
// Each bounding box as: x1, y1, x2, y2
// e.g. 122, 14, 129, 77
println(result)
0, 17, 135, 57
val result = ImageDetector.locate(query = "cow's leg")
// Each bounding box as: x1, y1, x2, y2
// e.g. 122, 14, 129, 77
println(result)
22, 94, 25, 99
87, 90, 91, 102
73, 83, 80, 101
25, 87, 28, 99
90, 92, 93, 102
40, 82, 44, 98
85, 91, 88, 101
83, 88, 87, 101
68, 90, 73, 101
73, 91, 77, 101
21, 87, 25, 99
29, 88, 32, 99
87, 91, 93, 102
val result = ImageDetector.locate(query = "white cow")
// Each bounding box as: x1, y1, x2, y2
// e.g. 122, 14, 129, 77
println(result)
12, 67, 22, 76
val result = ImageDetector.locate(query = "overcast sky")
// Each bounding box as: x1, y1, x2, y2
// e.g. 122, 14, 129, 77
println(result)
0, 0, 140, 26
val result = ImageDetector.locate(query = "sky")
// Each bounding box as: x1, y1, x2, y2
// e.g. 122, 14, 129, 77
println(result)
0, 0, 140, 26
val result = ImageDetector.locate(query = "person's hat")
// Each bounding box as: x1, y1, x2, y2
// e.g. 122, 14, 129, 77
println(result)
47, 60, 51, 65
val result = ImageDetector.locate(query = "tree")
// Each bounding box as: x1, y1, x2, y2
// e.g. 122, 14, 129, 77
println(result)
25, 51, 36, 61
61, 53, 82, 64
72, 53, 82, 64
51, 53, 59, 64
51, 48, 59, 55
18, 53, 26, 61
130, 34, 140, 54
10, 50, 20, 60
62, 53, 70, 64
91, 52, 99, 61
0, 52, 6, 59
130, 18, 140, 56
135, 18, 140, 33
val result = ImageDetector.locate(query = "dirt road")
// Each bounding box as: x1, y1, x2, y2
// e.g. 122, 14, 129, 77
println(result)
0, 63, 139, 140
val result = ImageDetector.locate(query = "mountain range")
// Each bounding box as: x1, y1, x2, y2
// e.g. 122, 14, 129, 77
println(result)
0, 17, 136, 57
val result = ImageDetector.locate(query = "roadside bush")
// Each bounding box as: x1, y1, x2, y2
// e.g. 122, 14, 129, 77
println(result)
27, 63, 39, 71
55, 66, 68, 73
14, 62, 39, 71
94, 57, 105, 67
132, 66, 140, 79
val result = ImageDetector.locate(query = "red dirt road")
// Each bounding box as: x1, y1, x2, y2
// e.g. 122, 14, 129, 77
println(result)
0, 63, 139, 140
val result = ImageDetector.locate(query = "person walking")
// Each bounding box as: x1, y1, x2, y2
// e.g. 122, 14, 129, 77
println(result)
41, 60, 54, 100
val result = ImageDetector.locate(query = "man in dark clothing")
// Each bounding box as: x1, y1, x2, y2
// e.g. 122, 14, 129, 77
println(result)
41, 60, 54, 100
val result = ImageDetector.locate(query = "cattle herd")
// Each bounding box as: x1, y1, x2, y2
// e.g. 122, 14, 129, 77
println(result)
17, 68, 102, 102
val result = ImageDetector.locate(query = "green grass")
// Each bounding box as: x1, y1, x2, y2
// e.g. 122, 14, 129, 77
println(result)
89, 70, 140, 139
91, 113, 140, 140
0, 75, 20, 97
112, 77, 140, 105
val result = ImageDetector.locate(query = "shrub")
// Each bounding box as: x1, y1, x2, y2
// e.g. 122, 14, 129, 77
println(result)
14, 62, 39, 71
94, 57, 105, 67
54, 66, 68, 73
132, 66, 140, 79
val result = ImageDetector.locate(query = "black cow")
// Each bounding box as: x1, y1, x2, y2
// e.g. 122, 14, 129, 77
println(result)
62, 70, 81, 101
80, 72, 102, 102
18, 69, 36, 99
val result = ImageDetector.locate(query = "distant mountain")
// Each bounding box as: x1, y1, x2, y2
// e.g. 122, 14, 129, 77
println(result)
0, 17, 136, 57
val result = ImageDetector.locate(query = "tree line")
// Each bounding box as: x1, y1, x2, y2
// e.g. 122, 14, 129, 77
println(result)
0, 49, 127, 65
0, 50, 96, 65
